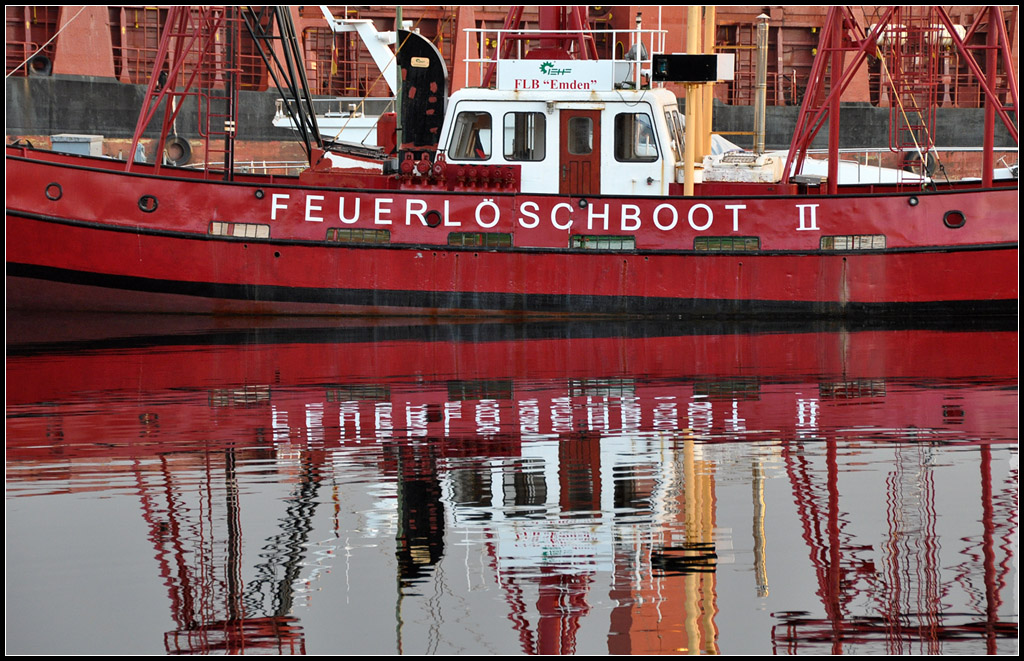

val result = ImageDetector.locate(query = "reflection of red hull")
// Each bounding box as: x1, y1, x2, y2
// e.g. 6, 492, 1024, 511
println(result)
165, 617, 306, 655
6, 147, 1018, 317
6, 321, 1017, 466
6, 321, 1017, 655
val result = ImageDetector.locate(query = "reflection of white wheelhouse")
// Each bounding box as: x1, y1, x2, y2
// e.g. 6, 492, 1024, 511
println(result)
438, 87, 684, 197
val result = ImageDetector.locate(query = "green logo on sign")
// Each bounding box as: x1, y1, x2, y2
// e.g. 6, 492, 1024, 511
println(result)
539, 61, 572, 76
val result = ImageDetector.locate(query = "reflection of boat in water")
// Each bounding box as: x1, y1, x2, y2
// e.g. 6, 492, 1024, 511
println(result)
6, 317, 1019, 444
6, 318, 1017, 653
5, 6, 1018, 318
6, 317, 1019, 456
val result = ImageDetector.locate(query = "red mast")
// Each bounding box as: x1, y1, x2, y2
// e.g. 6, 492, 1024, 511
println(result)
784, 6, 1019, 192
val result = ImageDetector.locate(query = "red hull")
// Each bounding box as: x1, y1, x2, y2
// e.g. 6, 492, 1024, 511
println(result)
5, 147, 1018, 318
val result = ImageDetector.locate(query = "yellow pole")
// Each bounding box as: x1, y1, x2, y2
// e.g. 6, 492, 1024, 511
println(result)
692, 14, 705, 165
754, 14, 769, 154
702, 7, 716, 158
684, 6, 701, 196
683, 437, 699, 650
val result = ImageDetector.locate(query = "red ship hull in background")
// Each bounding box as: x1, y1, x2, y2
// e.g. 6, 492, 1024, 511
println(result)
5, 6, 1018, 318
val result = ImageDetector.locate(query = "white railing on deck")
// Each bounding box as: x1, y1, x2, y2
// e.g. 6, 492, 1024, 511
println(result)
799, 146, 1018, 183
463, 26, 667, 89
183, 160, 308, 176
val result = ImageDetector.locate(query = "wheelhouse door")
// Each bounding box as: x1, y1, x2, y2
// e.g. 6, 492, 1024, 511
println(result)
559, 110, 601, 195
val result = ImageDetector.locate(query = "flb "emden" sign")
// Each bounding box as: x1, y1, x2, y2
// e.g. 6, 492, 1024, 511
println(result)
496, 59, 614, 91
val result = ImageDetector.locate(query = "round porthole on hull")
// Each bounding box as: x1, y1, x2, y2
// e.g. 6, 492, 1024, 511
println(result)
139, 195, 159, 213
943, 210, 966, 229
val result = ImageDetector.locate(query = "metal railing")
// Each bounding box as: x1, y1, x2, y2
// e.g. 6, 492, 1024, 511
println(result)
183, 159, 308, 176
797, 146, 1018, 182
462, 26, 667, 89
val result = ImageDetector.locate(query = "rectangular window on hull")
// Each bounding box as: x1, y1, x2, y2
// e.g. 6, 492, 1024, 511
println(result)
570, 235, 636, 251
209, 222, 270, 238
820, 235, 886, 250
327, 228, 391, 244
694, 236, 760, 251
503, 112, 546, 161
448, 232, 513, 248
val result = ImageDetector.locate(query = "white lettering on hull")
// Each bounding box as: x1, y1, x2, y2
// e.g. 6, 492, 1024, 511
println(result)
725, 204, 746, 232
305, 195, 325, 222
796, 204, 820, 231
271, 195, 825, 235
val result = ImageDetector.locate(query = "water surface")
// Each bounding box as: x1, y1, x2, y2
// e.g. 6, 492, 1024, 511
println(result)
6, 316, 1018, 654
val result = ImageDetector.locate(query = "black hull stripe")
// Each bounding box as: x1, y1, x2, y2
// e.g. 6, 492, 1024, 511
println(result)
8, 262, 1018, 319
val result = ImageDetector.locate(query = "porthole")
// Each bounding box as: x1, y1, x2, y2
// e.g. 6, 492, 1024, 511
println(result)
45, 182, 62, 201
138, 195, 159, 213
943, 209, 966, 229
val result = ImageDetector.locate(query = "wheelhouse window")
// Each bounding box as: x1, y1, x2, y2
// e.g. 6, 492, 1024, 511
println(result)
503, 112, 546, 161
449, 111, 492, 160
567, 116, 594, 155
664, 108, 684, 161
614, 112, 658, 162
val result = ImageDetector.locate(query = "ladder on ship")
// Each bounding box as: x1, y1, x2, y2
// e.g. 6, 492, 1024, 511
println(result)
194, 8, 242, 176
783, 5, 1018, 192
883, 7, 940, 163
125, 7, 243, 178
